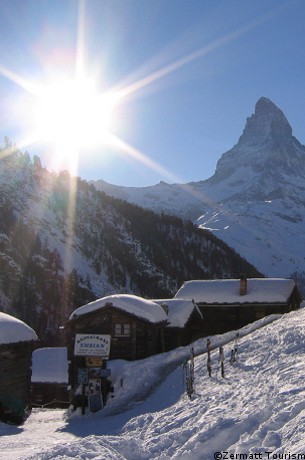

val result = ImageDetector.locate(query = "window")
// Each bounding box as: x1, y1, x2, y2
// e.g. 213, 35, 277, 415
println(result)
114, 323, 131, 337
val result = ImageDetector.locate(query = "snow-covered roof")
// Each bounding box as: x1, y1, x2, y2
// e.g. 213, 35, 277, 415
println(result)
31, 348, 68, 383
0, 312, 38, 345
69, 294, 168, 324
174, 278, 297, 304
153, 299, 202, 328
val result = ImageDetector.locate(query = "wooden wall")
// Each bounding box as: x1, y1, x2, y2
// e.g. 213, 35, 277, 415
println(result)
65, 307, 164, 361
31, 383, 69, 408
0, 341, 35, 405
198, 303, 297, 336
164, 311, 204, 351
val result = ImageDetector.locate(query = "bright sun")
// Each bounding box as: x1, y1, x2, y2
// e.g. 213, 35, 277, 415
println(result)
30, 77, 118, 163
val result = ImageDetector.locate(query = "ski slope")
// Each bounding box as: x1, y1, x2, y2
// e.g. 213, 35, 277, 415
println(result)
1, 309, 305, 459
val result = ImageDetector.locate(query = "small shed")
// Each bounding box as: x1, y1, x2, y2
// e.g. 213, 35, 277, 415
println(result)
63, 294, 168, 413
174, 277, 302, 335
31, 348, 69, 408
0, 312, 38, 424
153, 298, 203, 350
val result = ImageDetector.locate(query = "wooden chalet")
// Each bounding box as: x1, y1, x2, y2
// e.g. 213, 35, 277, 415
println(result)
65, 294, 168, 360
63, 294, 168, 413
153, 298, 204, 351
174, 277, 302, 336
0, 312, 38, 425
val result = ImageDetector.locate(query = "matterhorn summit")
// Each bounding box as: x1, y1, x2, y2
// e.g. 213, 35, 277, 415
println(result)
241, 96, 293, 144
211, 97, 305, 185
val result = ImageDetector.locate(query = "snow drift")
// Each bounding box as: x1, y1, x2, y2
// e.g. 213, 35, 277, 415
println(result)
1, 308, 305, 458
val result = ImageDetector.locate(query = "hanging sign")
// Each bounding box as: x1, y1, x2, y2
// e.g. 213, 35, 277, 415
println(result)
77, 368, 88, 384
86, 356, 103, 367
74, 334, 111, 358
88, 393, 103, 413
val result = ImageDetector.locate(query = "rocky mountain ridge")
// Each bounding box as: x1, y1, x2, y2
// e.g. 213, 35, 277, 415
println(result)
92, 97, 305, 280
0, 141, 260, 343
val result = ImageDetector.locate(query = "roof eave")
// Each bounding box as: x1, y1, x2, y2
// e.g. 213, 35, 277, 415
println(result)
63, 304, 168, 327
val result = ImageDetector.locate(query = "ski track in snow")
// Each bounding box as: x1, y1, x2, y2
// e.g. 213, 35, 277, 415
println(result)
1, 310, 305, 459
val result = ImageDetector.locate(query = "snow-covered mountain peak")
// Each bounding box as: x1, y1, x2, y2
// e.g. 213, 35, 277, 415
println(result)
240, 96, 292, 144
211, 97, 305, 184
91, 97, 305, 279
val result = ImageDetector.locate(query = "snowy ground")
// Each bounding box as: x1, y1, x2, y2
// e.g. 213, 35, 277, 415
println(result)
1, 310, 305, 459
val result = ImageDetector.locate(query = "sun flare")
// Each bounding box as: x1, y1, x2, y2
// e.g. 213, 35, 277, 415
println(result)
29, 77, 119, 162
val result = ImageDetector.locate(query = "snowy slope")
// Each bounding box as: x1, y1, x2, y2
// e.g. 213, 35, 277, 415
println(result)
0, 146, 264, 344
92, 97, 305, 279
2, 309, 305, 458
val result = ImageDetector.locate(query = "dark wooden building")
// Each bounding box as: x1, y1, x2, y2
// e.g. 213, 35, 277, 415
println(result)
154, 299, 204, 351
65, 294, 168, 360
63, 294, 168, 413
0, 312, 38, 424
174, 277, 302, 336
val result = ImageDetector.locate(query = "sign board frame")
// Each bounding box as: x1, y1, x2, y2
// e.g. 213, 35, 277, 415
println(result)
74, 334, 111, 358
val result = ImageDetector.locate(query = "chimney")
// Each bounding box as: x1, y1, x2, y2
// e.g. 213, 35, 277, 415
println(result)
239, 275, 247, 296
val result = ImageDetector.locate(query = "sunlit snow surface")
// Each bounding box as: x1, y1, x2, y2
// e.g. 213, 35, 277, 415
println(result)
0, 312, 38, 344
174, 278, 296, 304
1, 309, 305, 459
69, 294, 168, 323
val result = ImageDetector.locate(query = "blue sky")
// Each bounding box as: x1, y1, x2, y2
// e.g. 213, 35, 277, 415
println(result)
0, 0, 304, 186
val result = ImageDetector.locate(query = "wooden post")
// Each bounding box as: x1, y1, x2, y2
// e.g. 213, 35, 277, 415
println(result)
81, 383, 86, 415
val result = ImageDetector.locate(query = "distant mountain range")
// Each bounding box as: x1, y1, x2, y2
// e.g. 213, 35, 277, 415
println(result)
0, 142, 260, 343
92, 97, 305, 281
2, 96, 305, 343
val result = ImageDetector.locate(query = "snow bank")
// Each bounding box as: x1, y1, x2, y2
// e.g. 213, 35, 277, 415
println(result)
3, 310, 305, 459
103, 313, 281, 416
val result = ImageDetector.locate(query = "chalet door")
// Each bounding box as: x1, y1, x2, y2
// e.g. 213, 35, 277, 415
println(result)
135, 326, 154, 358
